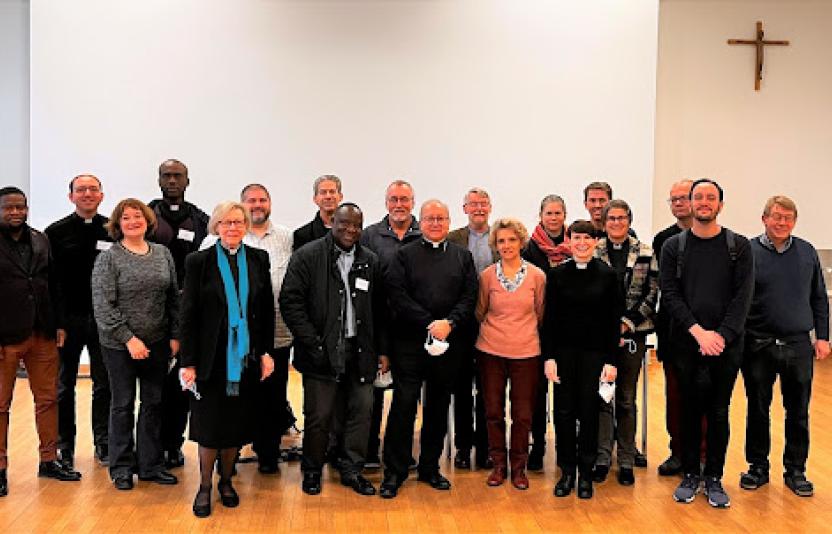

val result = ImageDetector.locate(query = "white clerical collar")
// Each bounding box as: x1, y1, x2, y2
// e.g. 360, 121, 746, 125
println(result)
575, 261, 590, 270
425, 238, 447, 249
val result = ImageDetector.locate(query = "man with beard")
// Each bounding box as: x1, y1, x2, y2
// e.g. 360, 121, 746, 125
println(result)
148, 159, 209, 469
293, 175, 343, 251
200, 184, 293, 473
660, 179, 753, 509
583, 182, 613, 238
379, 200, 478, 499
1, 186, 82, 498
45, 174, 112, 470
281, 203, 389, 496
447, 187, 496, 470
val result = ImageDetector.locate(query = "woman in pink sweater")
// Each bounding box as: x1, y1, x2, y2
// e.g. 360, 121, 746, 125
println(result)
475, 218, 546, 490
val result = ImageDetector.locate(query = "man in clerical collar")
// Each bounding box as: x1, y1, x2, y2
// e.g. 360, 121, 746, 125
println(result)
0, 186, 82, 499
447, 188, 497, 470
45, 174, 113, 471
379, 200, 479, 498
292, 174, 344, 251
280, 203, 389, 497
147, 158, 209, 471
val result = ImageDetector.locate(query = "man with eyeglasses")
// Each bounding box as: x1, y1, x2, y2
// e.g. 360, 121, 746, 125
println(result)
652, 179, 695, 477
148, 159, 210, 469
45, 174, 113, 470
358, 179, 421, 468
739, 196, 829, 497
447, 188, 497, 470
379, 200, 478, 498
293, 175, 344, 251
659, 178, 753, 508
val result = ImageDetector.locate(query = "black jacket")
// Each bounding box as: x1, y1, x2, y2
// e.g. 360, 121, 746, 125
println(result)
0, 225, 57, 344
292, 212, 329, 252
179, 245, 275, 381
280, 234, 389, 383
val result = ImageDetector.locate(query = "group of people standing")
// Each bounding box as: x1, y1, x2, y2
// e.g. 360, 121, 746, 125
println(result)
0, 164, 827, 517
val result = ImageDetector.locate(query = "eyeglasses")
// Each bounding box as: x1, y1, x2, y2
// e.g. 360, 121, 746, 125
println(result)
667, 196, 689, 204
74, 186, 101, 194
768, 213, 796, 223
219, 220, 246, 228
387, 196, 412, 205
606, 216, 629, 223
465, 201, 490, 208
423, 216, 449, 224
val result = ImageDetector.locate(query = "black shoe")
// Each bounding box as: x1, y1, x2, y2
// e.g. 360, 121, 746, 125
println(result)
258, 460, 279, 474
165, 449, 185, 469
475, 456, 494, 470
95, 444, 109, 467
138, 471, 178, 485
527, 448, 544, 472
0, 469, 8, 497
634, 450, 648, 468
217, 479, 240, 507
302, 472, 322, 495
364, 453, 381, 470
617, 467, 635, 486
57, 449, 75, 470
454, 450, 472, 469
408, 457, 419, 471
193, 485, 211, 517
592, 464, 609, 483
554, 473, 575, 497
380, 475, 401, 499
38, 460, 82, 481
577, 477, 594, 499
342, 474, 376, 496
739, 466, 769, 490
112, 474, 134, 491
417, 471, 451, 490
658, 455, 682, 476
784, 472, 814, 497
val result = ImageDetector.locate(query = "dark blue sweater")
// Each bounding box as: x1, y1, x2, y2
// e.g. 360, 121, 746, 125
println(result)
746, 235, 829, 340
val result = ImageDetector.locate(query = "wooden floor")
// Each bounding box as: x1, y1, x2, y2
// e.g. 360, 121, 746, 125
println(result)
3, 356, 832, 533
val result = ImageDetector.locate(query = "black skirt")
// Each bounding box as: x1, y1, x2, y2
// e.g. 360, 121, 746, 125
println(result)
188, 352, 259, 449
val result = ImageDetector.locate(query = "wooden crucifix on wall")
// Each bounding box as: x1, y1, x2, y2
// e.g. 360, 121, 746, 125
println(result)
728, 21, 789, 91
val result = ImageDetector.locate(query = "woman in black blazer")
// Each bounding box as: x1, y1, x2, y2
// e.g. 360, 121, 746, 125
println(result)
179, 201, 275, 518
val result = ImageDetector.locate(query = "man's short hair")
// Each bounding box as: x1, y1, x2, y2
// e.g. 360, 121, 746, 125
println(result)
583, 181, 613, 201
240, 183, 270, 200
335, 202, 363, 215
420, 199, 449, 218
690, 178, 724, 201
489, 218, 529, 250
601, 199, 632, 224
158, 159, 189, 176
69, 174, 102, 192
386, 179, 414, 197
106, 198, 157, 240
313, 174, 342, 196
539, 194, 566, 215
670, 178, 694, 191
463, 187, 490, 205
763, 195, 798, 218
0, 186, 26, 201
567, 219, 596, 237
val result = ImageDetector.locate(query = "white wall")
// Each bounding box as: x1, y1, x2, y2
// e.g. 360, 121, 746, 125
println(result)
655, 0, 832, 247
0, 0, 29, 193
30, 0, 659, 238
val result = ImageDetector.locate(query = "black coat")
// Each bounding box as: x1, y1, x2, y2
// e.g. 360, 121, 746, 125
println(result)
0, 226, 56, 344
179, 244, 275, 381
280, 233, 389, 383
292, 212, 329, 252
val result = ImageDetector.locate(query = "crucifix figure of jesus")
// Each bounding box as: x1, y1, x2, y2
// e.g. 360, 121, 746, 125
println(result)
728, 21, 789, 91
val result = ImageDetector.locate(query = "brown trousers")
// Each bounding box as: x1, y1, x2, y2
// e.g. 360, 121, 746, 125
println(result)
0, 335, 59, 469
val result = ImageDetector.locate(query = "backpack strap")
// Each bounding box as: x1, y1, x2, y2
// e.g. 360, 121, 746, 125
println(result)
675, 230, 688, 279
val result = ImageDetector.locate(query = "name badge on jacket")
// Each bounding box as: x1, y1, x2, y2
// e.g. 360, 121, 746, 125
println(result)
178, 229, 195, 242
96, 240, 112, 251
355, 278, 369, 291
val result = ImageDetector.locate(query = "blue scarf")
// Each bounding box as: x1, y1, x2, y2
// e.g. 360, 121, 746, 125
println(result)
216, 242, 250, 396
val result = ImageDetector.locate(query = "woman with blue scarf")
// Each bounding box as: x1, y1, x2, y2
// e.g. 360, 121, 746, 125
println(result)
179, 201, 275, 518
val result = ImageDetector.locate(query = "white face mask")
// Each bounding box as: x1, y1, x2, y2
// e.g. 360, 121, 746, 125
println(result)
373, 370, 393, 388
424, 333, 450, 356
598, 380, 616, 404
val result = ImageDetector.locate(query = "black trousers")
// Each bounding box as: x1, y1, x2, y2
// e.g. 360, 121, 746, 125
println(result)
383, 345, 459, 480
102, 339, 169, 478
161, 358, 190, 452
552, 348, 605, 477
366, 386, 387, 459
672, 341, 741, 478
530, 357, 549, 455
742, 334, 813, 475
57, 315, 110, 452
253, 345, 292, 464
301, 352, 373, 477
452, 346, 488, 460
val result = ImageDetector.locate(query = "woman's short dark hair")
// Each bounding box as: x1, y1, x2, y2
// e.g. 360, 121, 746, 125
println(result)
106, 198, 157, 240
566, 219, 596, 237
601, 199, 632, 224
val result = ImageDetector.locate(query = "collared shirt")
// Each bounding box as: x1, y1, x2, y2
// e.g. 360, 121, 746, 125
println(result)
336, 244, 357, 338
1, 225, 33, 272
467, 226, 493, 274
201, 221, 294, 348
759, 232, 793, 254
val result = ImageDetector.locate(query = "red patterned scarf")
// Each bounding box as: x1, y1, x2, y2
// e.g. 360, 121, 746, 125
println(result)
531, 223, 572, 267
